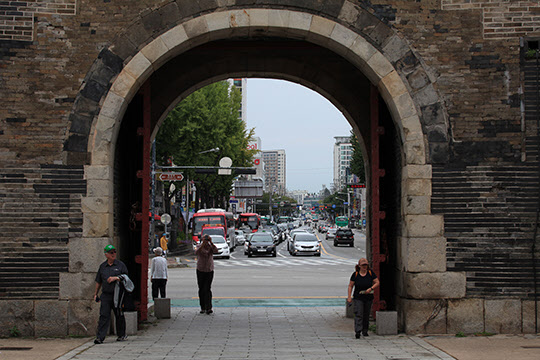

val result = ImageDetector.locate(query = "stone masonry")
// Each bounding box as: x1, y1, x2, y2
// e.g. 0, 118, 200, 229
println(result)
0, 0, 539, 336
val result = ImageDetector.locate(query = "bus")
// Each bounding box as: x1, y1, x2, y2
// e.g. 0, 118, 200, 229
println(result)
277, 216, 291, 224
237, 213, 261, 233
192, 209, 236, 248
335, 216, 349, 228
261, 215, 271, 226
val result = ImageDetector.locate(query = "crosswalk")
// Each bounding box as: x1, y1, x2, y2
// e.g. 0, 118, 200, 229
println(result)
213, 256, 357, 267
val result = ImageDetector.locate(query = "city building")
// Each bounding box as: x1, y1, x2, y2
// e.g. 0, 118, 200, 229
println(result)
288, 190, 308, 205
333, 136, 352, 191
262, 149, 286, 196
229, 78, 247, 122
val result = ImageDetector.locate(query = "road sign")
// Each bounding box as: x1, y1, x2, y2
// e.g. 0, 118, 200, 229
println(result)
159, 172, 184, 181
161, 213, 171, 225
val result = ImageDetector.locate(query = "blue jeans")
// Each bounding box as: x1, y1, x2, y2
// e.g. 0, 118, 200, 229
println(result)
353, 298, 372, 334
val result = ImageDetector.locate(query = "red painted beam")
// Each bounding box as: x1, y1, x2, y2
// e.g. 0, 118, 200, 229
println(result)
138, 81, 151, 322
370, 84, 386, 315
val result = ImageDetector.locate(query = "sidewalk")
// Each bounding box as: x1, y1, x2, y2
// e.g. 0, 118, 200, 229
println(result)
56, 306, 452, 360
2, 306, 539, 359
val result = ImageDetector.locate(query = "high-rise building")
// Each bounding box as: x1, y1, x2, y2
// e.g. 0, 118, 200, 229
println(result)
262, 149, 286, 196
333, 136, 352, 191
230, 78, 247, 122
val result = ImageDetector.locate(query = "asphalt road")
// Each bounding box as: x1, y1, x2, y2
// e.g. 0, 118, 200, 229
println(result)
162, 227, 366, 300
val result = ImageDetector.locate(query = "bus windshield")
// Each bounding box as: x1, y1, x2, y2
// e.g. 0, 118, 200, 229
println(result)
238, 213, 260, 232
194, 215, 225, 234
335, 216, 349, 228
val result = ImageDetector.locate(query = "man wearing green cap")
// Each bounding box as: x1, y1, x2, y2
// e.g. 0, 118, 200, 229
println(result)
93, 244, 129, 344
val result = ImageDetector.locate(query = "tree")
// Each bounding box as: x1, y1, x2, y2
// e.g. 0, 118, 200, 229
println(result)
156, 81, 256, 214
349, 130, 366, 183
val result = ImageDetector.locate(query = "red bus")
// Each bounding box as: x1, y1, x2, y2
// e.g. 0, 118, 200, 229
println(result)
191, 209, 236, 248
237, 213, 261, 233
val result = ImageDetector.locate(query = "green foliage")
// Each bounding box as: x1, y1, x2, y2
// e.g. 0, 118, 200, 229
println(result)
474, 331, 495, 337
322, 187, 348, 207
349, 130, 366, 183
9, 325, 21, 337
369, 324, 377, 333
156, 81, 256, 207
455, 331, 467, 338
526, 48, 538, 59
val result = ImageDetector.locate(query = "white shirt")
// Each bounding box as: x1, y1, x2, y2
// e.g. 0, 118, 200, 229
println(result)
151, 256, 168, 279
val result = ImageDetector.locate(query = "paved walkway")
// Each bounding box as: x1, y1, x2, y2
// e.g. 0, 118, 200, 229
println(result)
58, 306, 453, 360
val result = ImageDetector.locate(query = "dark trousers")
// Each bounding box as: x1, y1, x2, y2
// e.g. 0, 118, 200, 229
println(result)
353, 298, 373, 334
196, 270, 214, 311
151, 279, 167, 299
96, 293, 125, 340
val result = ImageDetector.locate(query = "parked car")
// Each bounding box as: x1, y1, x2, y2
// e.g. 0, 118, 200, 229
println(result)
334, 228, 354, 247
209, 235, 230, 259
326, 228, 337, 240
246, 233, 277, 257
289, 233, 320, 256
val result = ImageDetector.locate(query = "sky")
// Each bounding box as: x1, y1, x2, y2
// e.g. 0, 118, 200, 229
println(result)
246, 79, 352, 193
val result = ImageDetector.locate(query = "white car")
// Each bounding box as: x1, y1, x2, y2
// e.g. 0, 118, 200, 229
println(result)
286, 229, 309, 252
210, 235, 230, 259
289, 233, 321, 256
234, 230, 246, 245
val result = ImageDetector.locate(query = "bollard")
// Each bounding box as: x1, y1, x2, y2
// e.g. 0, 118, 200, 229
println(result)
110, 311, 138, 335
376, 311, 398, 335
154, 298, 171, 319
125, 311, 138, 335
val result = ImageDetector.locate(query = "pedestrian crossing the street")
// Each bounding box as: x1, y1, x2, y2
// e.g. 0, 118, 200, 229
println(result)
213, 256, 357, 268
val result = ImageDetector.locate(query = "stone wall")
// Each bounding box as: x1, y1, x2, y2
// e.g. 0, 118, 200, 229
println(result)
0, 0, 77, 41
0, 0, 539, 335
442, 0, 540, 39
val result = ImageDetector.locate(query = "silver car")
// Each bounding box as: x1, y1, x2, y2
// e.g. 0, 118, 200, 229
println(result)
234, 230, 246, 245
286, 229, 309, 252
289, 233, 320, 256
326, 228, 337, 240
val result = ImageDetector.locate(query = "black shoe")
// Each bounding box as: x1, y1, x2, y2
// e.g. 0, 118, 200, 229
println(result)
206, 309, 213, 314
200, 310, 205, 314
117, 335, 128, 341
94, 338, 103, 344
362, 332, 369, 337
355, 332, 361, 339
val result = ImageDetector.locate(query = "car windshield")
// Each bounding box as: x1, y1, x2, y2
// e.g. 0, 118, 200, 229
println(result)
250, 234, 273, 243
294, 234, 318, 242
210, 236, 226, 244
337, 229, 353, 235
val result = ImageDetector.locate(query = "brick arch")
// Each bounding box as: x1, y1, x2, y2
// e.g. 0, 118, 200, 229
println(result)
67, 2, 448, 166
75, 5, 452, 334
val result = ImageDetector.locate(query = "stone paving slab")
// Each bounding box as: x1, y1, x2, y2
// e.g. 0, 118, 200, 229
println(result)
58, 306, 454, 360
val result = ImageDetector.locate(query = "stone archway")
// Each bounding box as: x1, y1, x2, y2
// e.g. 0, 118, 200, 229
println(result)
68, 5, 456, 334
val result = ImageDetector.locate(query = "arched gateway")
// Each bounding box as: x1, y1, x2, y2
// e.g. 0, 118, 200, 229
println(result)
0, 1, 538, 336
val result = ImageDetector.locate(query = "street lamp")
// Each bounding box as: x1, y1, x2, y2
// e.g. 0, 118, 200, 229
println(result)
198, 147, 220, 155
184, 147, 221, 237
